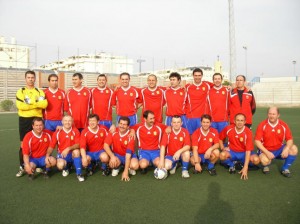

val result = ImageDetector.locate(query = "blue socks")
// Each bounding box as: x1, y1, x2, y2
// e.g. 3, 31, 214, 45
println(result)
223, 159, 234, 168
182, 161, 189, 171
282, 155, 297, 171
73, 157, 82, 175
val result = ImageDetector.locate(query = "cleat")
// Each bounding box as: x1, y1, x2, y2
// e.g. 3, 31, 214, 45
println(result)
35, 168, 43, 173
86, 169, 93, 177
262, 166, 270, 174
102, 168, 111, 176
281, 169, 291, 178
62, 169, 69, 177
169, 164, 177, 175
16, 166, 25, 177
129, 168, 136, 176
220, 161, 229, 169
28, 174, 34, 180
111, 168, 120, 177
77, 174, 85, 182
229, 167, 236, 174
208, 167, 217, 176
193, 167, 202, 174
234, 161, 244, 171
43, 171, 50, 179
181, 170, 190, 178
140, 168, 148, 175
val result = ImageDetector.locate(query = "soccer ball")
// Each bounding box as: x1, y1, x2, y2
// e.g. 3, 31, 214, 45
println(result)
154, 168, 168, 180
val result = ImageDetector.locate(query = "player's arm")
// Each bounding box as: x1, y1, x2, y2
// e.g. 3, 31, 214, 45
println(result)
254, 140, 274, 160
35, 90, 48, 109
121, 151, 132, 182
192, 146, 202, 172
239, 150, 250, 180
282, 139, 294, 158
173, 144, 190, 161
103, 142, 118, 168
158, 145, 166, 169
23, 154, 33, 174
204, 142, 220, 159
61, 143, 79, 158
16, 90, 38, 111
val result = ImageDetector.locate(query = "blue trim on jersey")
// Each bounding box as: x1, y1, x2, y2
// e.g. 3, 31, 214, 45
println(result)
44, 120, 62, 132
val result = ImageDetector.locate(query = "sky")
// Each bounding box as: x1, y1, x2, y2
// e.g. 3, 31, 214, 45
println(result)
0, 0, 299, 80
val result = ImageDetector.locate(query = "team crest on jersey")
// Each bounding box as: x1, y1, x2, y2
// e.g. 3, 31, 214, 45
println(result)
180, 92, 183, 96
71, 136, 74, 140
84, 92, 87, 96
130, 93, 133, 96
202, 87, 205, 91
58, 96, 62, 99
124, 140, 128, 145
222, 91, 225, 95
240, 137, 244, 142
106, 90, 109, 93
277, 129, 281, 134
100, 133, 103, 137
44, 138, 48, 142
153, 131, 157, 136
179, 137, 183, 142
156, 91, 160, 94
209, 138, 213, 142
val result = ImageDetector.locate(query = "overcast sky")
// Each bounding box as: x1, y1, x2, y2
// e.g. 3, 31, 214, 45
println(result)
0, 0, 299, 80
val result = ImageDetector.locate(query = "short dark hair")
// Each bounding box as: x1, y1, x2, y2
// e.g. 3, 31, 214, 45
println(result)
212, 73, 223, 80
25, 70, 36, 78
143, 110, 154, 119
48, 74, 58, 82
169, 72, 181, 81
172, 115, 182, 121
88, 113, 100, 121
120, 72, 130, 79
235, 113, 246, 120
32, 117, 44, 125
118, 116, 130, 126
192, 68, 203, 76
73, 73, 83, 79
201, 114, 212, 122
97, 74, 107, 81
236, 75, 246, 81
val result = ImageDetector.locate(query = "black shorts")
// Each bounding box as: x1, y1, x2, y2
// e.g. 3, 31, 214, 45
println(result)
19, 117, 36, 141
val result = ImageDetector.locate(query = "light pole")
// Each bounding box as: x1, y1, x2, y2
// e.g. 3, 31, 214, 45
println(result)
137, 57, 145, 73
292, 60, 296, 76
243, 46, 247, 78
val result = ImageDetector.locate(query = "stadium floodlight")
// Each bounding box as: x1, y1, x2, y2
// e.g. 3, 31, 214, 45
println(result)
243, 46, 248, 79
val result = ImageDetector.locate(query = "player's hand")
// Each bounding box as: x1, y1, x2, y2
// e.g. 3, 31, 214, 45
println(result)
109, 124, 116, 133
61, 148, 70, 158
204, 150, 211, 159
121, 172, 130, 182
109, 155, 118, 168
56, 125, 63, 131
165, 126, 171, 134
281, 148, 289, 158
129, 129, 136, 140
195, 163, 202, 172
266, 151, 275, 160
158, 160, 164, 169
239, 167, 248, 180
173, 151, 181, 161
224, 147, 230, 152
24, 164, 33, 174
82, 157, 88, 168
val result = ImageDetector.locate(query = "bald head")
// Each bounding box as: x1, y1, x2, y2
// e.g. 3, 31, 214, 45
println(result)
268, 107, 280, 124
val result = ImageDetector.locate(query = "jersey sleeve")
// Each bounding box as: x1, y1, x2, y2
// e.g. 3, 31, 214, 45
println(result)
219, 127, 228, 141
79, 130, 88, 150
22, 133, 31, 155
183, 129, 191, 146
49, 131, 59, 148
254, 122, 264, 141
74, 128, 81, 144
16, 89, 37, 111
160, 132, 169, 147
126, 136, 135, 153
35, 89, 48, 109
245, 129, 254, 151
104, 133, 113, 146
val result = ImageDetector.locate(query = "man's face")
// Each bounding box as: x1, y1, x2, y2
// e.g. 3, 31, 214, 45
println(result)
25, 74, 35, 87
32, 121, 44, 135
72, 76, 82, 88
201, 118, 211, 131
88, 117, 98, 129
236, 76, 245, 89
145, 113, 155, 126
49, 77, 58, 89
213, 75, 222, 87
120, 75, 130, 88
118, 119, 129, 134
268, 108, 280, 124
97, 76, 107, 88
62, 116, 73, 130
171, 117, 182, 131
170, 77, 180, 88
193, 72, 203, 84
147, 76, 157, 89
234, 115, 246, 129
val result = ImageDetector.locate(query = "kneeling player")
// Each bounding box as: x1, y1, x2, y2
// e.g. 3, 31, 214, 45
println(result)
80, 114, 110, 176
103, 116, 139, 181
219, 113, 260, 180
46, 115, 85, 182
23, 118, 56, 180
158, 116, 190, 178
190, 114, 220, 176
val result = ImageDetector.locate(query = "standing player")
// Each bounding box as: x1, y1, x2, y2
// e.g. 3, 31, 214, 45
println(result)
255, 107, 298, 177
229, 75, 256, 128
219, 113, 260, 180
22, 117, 56, 180
80, 114, 110, 176
186, 68, 212, 134
191, 114, 220, 175
44, 74, 65, 133
140, 74, 165, 123
158, 116, 191, 178
206, 73, 230, 133
164, 72, 188, 128
65, 73, 91, 131
112, 72, 141, 126
103, 116, 139, 181
15, 70, 48, 177
90, 74, 114, 129
46, 115, 85, 182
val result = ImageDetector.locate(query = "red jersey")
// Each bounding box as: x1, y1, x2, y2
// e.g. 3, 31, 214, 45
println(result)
104, 130, 135, 156
192, 127, 219, 154
161, 127, 190, 156
65, 87, 91, 129
91, 87, 113, 121
133, 122, 166, 150
220, 124, 254, 152
229, 88, 256, 125
140, 86, 165, 123
207, 86, 230, 122
255, 119, 293, 151
44, 88, 65, 120
185, 82, 211, 118
112, 86, 141, 116
23, 131, 52, 158
80, 126, 108, 152
50, 127, 81, 154
164, 87, 187, 116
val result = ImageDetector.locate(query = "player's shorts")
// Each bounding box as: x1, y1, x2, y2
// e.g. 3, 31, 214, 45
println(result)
165, 115, 188, 129
138, 149, 160, 163
57, 153, 73, 163
211, 121, 228, 133
99, 120, 112, 129
29, 156, 46, 168
115, 152, 138, 165
19, 116, 37, 141
257, 144, 285, 160
186, 117, 201, 134
45, 120, 62, 132
86, 149, 105, 161
165, 155, 182, 168
229, 150, 246, 163
117, 114, 137, 127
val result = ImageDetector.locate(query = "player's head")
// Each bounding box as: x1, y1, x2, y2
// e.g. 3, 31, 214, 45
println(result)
213, 73, 223, 87
143, 110, 155, 126
147, 74, 157, 89
97, 74, 107, 88
62, 115, 73, 130
171, 115, 182, 131
267, 107, 280, 124
120, 72, 130, 88
192, 68, 203, 84
48, 74, 59, 89
72, 73, 83, 88
169, 72, 181, 88
32, 117, 44, 135
201, 114, 212, 131
235, 75, 246, 89
234, 113, 246, 130
118, 116, 130, 133
88, 114, 99, 129
25, 70, 36, 87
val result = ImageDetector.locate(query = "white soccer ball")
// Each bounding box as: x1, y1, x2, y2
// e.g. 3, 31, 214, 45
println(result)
154, 168, 168, 180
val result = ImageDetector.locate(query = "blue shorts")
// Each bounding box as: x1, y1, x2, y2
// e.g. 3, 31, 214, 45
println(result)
57, 153, 73, 163
186, 117, 201, 134
258, 144, 285, 160
165, 115, 188, 129
117, 114, 137, 127
138, 149, 160, 163
211, 121, 228, 133
29, 156, 46, 168
99, 120, 112, 129
228, 150, 256, 163
87, 149, 105, 162
45, 120, 62, 132
115, 152, 137, 165
165, 155, 182, 168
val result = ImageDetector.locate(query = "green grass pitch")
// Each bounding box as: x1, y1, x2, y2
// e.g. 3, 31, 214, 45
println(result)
0, 108, 299, 224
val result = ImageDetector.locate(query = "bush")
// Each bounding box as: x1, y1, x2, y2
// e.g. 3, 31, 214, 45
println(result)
1, 99, 14, 111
